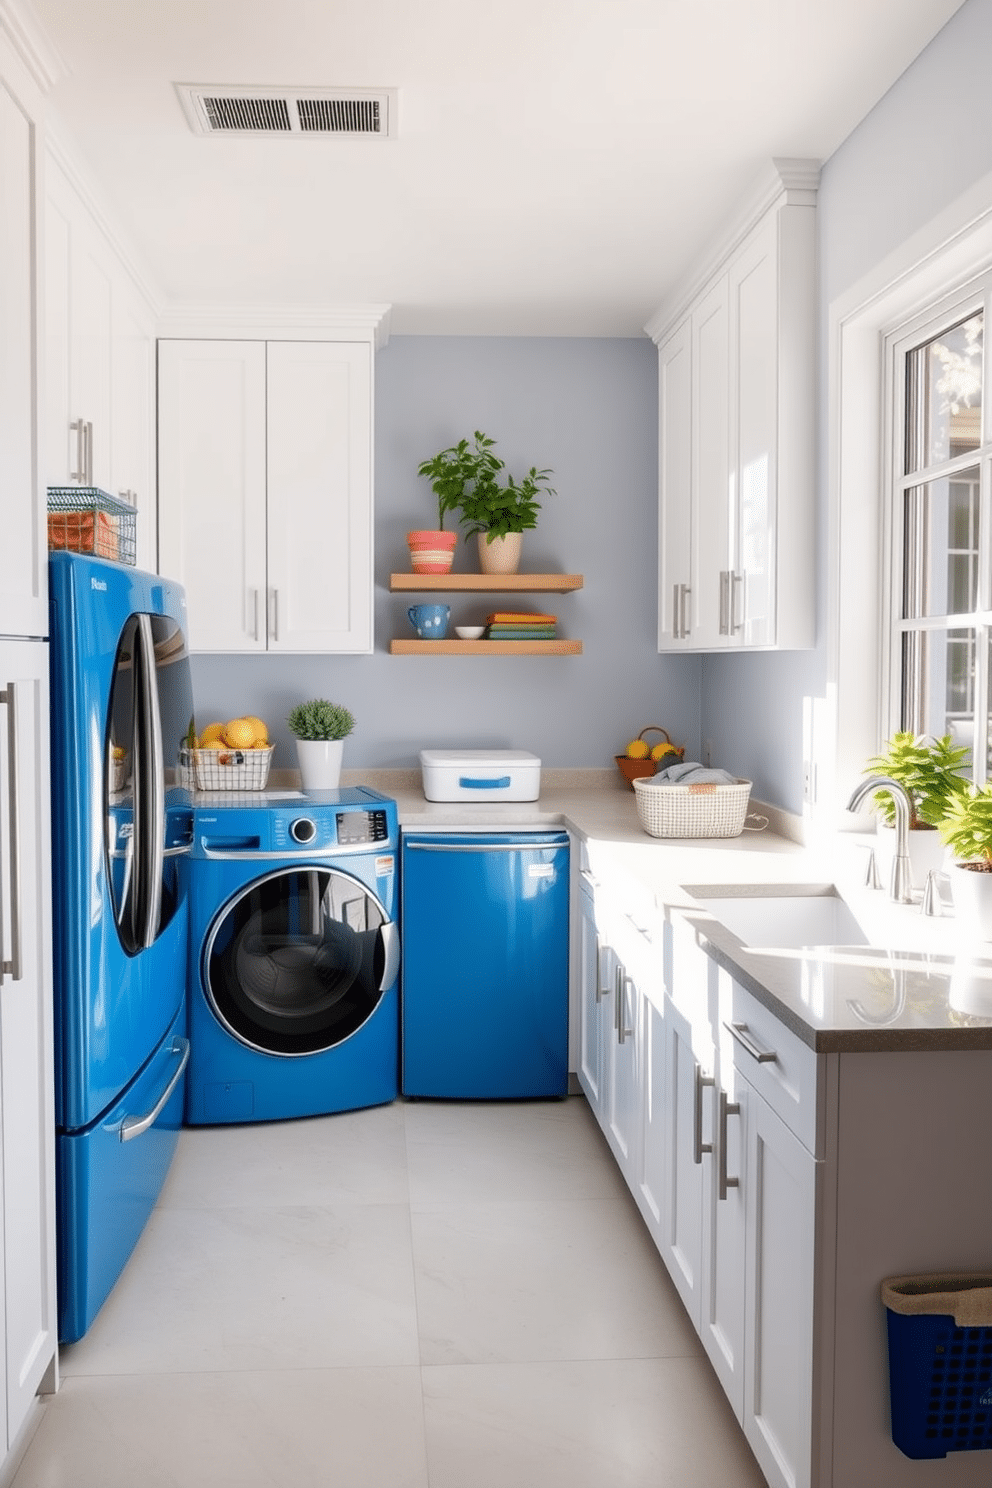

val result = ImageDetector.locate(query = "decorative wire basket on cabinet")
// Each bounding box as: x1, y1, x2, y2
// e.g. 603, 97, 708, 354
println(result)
47, 488, 137, 566
180, 746, 275, 792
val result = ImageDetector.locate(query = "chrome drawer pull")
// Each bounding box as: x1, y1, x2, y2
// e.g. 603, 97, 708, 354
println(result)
718, 1089, 741, 1201
693, 1061, 714, 1164
119, 1037, 190, 1142
725, 1021, 778, 1064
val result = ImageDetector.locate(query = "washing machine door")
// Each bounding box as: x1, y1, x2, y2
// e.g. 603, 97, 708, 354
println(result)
203, 865, 398, 1055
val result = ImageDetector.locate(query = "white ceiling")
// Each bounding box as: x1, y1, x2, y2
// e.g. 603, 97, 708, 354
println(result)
28, 0, 967, 336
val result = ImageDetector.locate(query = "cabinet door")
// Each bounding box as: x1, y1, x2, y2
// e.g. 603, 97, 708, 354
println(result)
691, 278, 730, 650
742, 1083, 816, 1488
660, 997, 706, 1327
634, 989, 666, 1244
657, 318, 692, 649
0, 80, 45, 639
728, 214, 777, 648
0, 641, 57, 1444
606, 951, 640, 1178
157, 340, 267, 650
266, 341, 373, 653
700, 1007, 747, 1418
576, 875, 611, 1124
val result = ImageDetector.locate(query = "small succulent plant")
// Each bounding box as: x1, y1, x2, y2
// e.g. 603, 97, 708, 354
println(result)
286, 699, 355, 742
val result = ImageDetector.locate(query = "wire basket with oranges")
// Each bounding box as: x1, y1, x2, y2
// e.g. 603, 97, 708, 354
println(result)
181, 715, 274, 791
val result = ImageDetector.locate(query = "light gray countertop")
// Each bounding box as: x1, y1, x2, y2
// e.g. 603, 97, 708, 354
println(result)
338, 768, 992, 1054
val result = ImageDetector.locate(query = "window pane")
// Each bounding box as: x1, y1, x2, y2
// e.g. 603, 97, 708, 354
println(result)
905, 312, 983, 473
902, 469, 980, 617
902, 626, 976, 773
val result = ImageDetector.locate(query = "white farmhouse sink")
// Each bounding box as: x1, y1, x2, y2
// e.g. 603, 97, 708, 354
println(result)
689, 886, 870, 950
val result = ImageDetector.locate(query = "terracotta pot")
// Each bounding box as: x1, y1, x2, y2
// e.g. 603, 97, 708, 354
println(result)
477, 531, 522, 575
407, 530, 457, 574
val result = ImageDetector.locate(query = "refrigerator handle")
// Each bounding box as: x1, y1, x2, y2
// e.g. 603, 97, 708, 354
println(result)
135, 616, 165, 949
0, 682, 23, 983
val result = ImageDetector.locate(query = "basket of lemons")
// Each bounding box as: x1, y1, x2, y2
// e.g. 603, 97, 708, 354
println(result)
615, 727, 684, 789
181, 715, 273, 791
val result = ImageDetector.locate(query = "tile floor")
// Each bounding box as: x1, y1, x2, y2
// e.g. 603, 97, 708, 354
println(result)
11, 1097, 766, 1487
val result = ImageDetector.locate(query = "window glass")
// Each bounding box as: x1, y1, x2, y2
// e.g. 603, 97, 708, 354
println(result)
905, 312, 983, 474
901, 626, 977, 772
902, 470, 980, 617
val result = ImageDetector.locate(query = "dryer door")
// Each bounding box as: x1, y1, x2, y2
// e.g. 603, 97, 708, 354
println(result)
203, 865, 398, 1055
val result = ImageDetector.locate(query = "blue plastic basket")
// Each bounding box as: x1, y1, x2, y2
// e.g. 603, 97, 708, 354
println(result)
882, 1275, 992, 1459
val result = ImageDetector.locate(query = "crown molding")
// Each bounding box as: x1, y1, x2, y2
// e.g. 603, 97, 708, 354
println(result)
0, 0, 66, 92
156, 302, 393, 349
644, 156, 821, 344
45, 124, 165, 318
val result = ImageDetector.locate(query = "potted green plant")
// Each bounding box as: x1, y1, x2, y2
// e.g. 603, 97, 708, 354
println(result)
408, 431, 502, 575
862, 731, 969, 887
938, 784, 992, 937
287, 698, 355, 791
416, 430, 555, 575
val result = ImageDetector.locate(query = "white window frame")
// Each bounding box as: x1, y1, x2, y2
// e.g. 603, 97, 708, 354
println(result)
882, 282, 992, 785
824, 171, 992, 832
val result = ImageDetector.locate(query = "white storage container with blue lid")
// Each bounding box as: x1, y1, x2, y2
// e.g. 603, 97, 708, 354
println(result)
419, 749, 541, 802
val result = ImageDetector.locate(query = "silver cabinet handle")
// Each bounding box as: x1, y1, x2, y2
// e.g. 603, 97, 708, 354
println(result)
693, 1061, 714, 1163
594, 935, 610, 1004
672, 583, 681, 638
680, 583, 691, 638
719, 570, 730, 635
247, 587, 259, 641
268, 588, 278, 642
730, 571, 744, 635
70, 418, 86, 483
85, 420, 94, 485
725, 1021, 778, 1064
617, 969, 634, 1045
119, 1037, 189, 1142
718, 1088, 741, 1201
0, 682, 23, 982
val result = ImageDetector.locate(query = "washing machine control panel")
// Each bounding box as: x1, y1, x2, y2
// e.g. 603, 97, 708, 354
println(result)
336, 809, 390, 845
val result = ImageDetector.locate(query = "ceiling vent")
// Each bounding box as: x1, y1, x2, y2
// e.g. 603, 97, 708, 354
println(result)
176, 84, 397, 139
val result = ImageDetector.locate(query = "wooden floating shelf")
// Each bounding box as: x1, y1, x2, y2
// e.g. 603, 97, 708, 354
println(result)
389, 573, 583, 593
389, 639, 583, 656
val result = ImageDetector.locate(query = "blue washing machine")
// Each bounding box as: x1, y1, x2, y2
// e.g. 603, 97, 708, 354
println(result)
186, 787, 399, 1124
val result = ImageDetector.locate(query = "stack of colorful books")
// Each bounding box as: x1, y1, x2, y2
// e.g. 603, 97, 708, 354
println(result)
484, 611, 558, 639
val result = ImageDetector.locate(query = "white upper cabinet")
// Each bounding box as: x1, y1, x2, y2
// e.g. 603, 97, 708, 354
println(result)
158, 338, 374, 654
649, 159, 818, 652
0, 71, 45, 638
43, 154, 157, 570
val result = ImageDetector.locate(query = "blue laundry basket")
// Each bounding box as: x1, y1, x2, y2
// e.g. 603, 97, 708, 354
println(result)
882, 1274, 992, 1459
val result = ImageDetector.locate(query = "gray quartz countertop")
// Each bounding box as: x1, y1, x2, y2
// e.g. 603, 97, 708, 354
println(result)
341, 768, 992, 1054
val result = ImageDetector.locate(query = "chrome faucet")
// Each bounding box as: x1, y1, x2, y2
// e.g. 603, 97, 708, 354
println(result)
846, 775, 914, 904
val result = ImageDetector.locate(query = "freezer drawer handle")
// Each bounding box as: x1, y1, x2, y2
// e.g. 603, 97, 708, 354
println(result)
0, 682, 22, 982
458, 775, 511, 789
119, 1037, 190, 1143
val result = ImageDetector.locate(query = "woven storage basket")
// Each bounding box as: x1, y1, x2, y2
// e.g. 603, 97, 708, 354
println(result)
181, 745, 274, 792
633, 776, 752, 839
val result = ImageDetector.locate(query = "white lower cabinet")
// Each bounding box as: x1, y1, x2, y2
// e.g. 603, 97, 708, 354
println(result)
576, 875, 817, 1488
0, 641, 58, 1458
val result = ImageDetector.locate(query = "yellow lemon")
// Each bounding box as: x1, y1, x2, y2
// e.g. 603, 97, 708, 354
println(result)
651, 742, 679, 763
199, 722, 225, 746
199, 738, 225, 752
223, 717, 257, 749
625, 739, 650, 759
245, 715, 269, 745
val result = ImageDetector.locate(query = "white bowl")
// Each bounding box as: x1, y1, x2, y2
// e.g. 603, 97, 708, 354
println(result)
455, 626, 485, 640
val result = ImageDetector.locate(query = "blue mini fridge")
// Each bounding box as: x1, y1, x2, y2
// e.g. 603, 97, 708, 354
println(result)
401, 832, 569, 1098
48, 552, 194, 1342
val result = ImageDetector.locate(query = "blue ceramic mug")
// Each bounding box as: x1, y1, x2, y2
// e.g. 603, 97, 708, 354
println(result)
408, 604, 451, 639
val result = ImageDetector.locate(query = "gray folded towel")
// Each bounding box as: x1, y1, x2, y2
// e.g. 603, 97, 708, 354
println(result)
647, 760, 738, 787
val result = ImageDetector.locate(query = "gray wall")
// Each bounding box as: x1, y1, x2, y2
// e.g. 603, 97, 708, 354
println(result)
699, 0, 992, 814
191, 335, 702, 773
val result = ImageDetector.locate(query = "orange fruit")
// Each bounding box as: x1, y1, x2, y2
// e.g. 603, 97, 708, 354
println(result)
199, 722, 225, 746
223, 717, 256, 748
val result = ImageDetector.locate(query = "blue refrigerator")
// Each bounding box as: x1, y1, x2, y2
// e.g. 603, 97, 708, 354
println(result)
48, 552, 195, 1343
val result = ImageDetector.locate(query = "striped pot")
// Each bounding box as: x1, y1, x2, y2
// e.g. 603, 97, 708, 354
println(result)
407, 530, 457, 574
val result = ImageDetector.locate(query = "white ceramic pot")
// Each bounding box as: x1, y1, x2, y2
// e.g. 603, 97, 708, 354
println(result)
477, 531, 522, 575
949, 861, 992, 941
296, 739, 344, 791
875, 823, 948, 891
